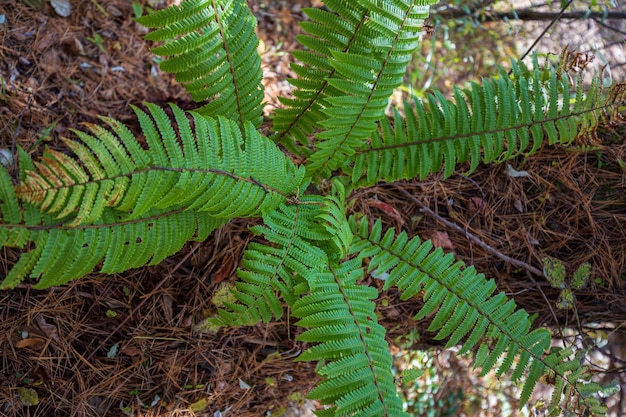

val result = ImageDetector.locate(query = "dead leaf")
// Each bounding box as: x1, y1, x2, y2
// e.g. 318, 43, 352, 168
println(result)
468, 196, 487, 215
365, 199, 405, 226
161, 294, 173, 322
239, 378, 252, 389
189, 398, 207, 412
213, 257, 235, 285
107, 343, 119, 359
50, 0, 72, 17
428, 230, 455, 250
120, 345, 142, 357
15, 338, 45, 349
505, 163, 529, 178
35, 316, 59, 342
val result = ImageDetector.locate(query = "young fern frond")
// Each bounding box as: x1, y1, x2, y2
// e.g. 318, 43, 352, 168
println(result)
210, 197, 330, 326
271, 1, 379, 152
293, 258, 406, 417
348, 59, 625, 187
136, 0, 264, 127
306, 0, 435, 178
349, 217, 605, 415
15, 104, 304, 225
211, 182, 352, 326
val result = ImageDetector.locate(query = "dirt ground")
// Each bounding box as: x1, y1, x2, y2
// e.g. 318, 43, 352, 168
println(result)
1, 0, 625, 416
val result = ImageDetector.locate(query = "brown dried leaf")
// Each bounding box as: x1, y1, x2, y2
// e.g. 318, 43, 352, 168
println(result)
120, 345, 142, 357
161, 294, 173, 322
428, 230, 455, 250
365, 199, 405, 226
213, 257, 236, 285
35, 316, 59, 342
15, 338, 45, 349
468, 197, 487, 215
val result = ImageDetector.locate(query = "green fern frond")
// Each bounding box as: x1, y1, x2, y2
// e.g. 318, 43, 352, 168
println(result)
293, 258, 407, 417
15, 105, 304, 226
0, 205, 224, 289
271, 1, 379, 152
272, 0, 434, 161
349, 58, 625, 187
0, 167, 28, 248
213, 183, 353, 327
349, 217, 606, 415
211, 198, 330, 326
136, 0, 264, 127
306, 1, 434, 178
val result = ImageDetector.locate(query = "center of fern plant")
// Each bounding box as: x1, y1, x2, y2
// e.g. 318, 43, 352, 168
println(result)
2, 0, 622, 415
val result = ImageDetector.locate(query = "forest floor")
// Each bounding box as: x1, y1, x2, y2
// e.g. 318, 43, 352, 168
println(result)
1, 0, 625, 416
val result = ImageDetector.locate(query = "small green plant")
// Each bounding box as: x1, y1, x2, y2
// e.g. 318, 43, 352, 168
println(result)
543, 257, 591, 310
86, 33, 106, 54
2, 0, 623, 415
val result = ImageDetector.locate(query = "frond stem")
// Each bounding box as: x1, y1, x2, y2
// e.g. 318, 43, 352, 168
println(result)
18, 165, 293, 200
0, 207, 189, 231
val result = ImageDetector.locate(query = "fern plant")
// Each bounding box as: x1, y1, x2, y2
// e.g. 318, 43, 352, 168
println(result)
1, 0, 623, 415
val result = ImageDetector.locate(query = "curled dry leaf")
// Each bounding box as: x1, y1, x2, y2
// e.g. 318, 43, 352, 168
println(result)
468, 196, 487, 215
427, 230, 455, 250
35, 316, 59, 342
15, 337, 45, 349
364, 198, 405, 226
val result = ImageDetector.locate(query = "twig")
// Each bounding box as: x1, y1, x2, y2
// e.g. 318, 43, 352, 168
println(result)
394, 185, 545, 277
518, 0, 575, 62
439, 8, 626, 21
524, 270, 563, 339
592, 16, 626, 37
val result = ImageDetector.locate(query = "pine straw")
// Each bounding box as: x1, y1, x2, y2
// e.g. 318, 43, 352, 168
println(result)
2, 0, 626, 416
1, 221, 318, 417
